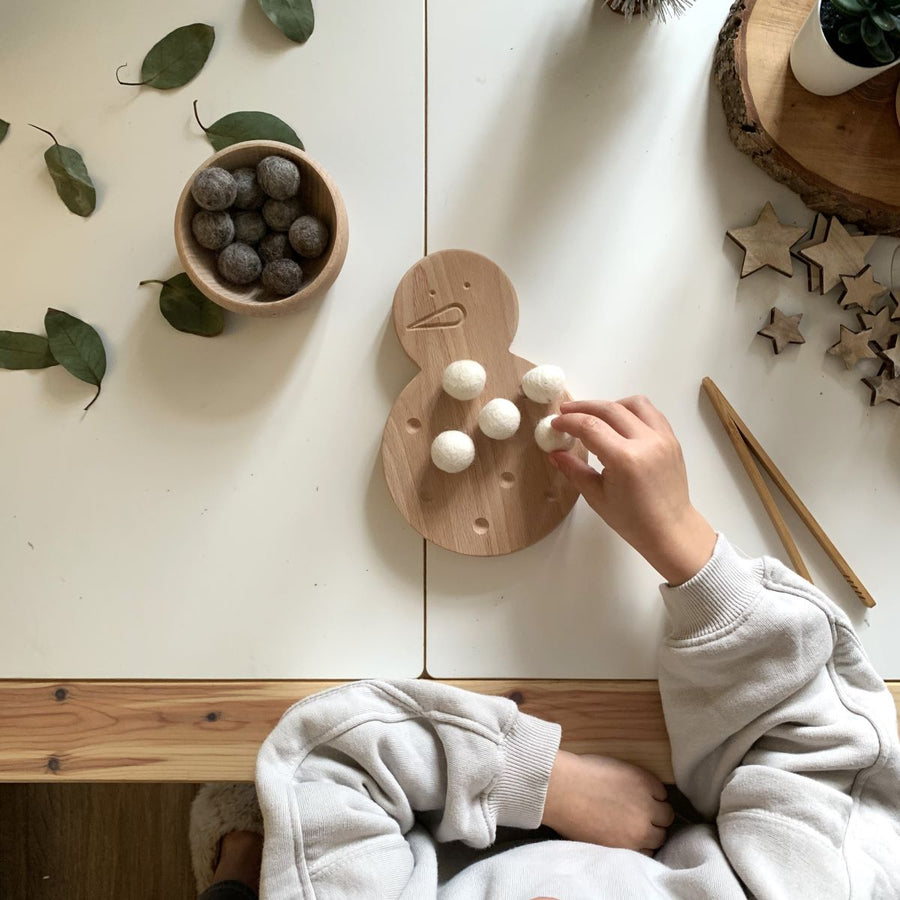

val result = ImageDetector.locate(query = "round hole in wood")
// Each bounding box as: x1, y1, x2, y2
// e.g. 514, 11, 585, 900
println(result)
406, 417, 422, 433
500, 471, 515, 487
545, 491, 557, 503
463, 281, 471, 289
429, 289, 436, 296
473, 517, 489, 534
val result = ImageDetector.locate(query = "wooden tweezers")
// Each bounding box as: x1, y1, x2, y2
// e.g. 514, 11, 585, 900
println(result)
702, 377, 875, 608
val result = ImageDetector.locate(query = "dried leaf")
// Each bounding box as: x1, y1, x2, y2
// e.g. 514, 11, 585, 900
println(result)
0, 120, 8, 145
30, 125, 96, 217
44, 309, 106, 410
116, 23, 215, 90
0, 332, 58, 369
193, 100, 303, 151
258, 0, 315, 43
140, 274, 225, 337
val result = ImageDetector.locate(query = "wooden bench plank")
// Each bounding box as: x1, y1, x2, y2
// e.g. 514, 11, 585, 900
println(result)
0, 680, 896, 783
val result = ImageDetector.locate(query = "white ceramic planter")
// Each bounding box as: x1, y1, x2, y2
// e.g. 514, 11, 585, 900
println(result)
790, 0, 900, 96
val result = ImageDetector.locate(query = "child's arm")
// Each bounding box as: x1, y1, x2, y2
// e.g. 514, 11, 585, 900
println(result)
553, 398, 900, 898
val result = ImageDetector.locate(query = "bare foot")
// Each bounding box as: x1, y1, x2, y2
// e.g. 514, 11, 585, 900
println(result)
541, 751, 674, 853
211, 830, 263, 893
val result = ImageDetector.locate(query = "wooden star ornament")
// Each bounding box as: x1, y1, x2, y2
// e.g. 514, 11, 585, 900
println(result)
877, 336, 900, 377
862, 365, 900, 407
726, 202, 808, 278
838, 265, 888, 312
857, 306, 900, 350
791, 213, 828, 293
757, 308, 805, 354
827, 325, 877, 370
799, 217, 877, 294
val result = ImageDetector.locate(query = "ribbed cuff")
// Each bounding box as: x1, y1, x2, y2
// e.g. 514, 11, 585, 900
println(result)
488, 712, 561, 830
660, 534, 764, 640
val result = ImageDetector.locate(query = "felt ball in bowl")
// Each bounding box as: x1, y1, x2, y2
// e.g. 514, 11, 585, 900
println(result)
174, 140, 349, 317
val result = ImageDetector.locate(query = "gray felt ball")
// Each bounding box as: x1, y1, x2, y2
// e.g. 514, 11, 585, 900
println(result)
217, 242, 262, 285
231, 167, 265, 210
289, 215, 330, 259
256, 156, 300, 200
191, 167, 237, 211
191, 210, 235, 251
262, 259, 304, 296
258, 232, 292, 264
262, 197, 302, 232
233, 211, 267, 245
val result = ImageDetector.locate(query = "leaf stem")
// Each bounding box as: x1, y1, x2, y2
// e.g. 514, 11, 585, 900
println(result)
115, 64, 147, 86
83, 383, 101, 412
192, 100, 209, 134
139, 279, 167, 287
28, 124, 58, 146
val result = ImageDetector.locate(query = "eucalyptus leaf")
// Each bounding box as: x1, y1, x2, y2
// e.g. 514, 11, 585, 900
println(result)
44, 309, 106, 410
140, 274, 225, 337
30, 125, 96, 217
0, 332, 57, 369
116, 23, 215, 90
0, 120, 8, 145
193, 100, 303, 151
258, 0, 315, 43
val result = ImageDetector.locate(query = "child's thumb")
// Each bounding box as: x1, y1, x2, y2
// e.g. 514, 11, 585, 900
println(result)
550, 451, 601, 500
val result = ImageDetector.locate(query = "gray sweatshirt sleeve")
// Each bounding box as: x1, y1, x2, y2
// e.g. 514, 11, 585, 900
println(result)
658, 534, 900, 899
255, 679, 560, 899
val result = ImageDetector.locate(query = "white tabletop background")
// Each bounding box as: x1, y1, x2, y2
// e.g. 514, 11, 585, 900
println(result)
1, 0, 898, 680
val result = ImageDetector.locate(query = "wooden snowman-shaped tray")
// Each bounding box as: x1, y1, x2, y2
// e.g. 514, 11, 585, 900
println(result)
381, 249, 586, 556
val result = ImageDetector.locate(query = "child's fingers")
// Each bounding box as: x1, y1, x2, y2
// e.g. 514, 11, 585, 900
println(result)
652, 801, 675, 828
616, 395, 675, 436
643, 824, 668, 851
550, 450, 603, 500
551, 413, 627, 462
556, 400, 648, 439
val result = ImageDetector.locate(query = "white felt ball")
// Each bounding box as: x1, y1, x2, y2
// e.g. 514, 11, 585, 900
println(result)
534, 416, 575, 453
522, 365, 566, 404
431, 430, 476, 473
478, 398, 521, 440
442, 359, 487, 401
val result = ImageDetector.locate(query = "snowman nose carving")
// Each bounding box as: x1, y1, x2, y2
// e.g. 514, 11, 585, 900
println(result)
407, 303, 466, 331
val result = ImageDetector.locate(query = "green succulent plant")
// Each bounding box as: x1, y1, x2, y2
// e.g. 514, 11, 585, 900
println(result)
828, 0, 900, 65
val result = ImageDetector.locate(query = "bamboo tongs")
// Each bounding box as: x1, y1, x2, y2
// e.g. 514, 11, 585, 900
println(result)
702, 377, 875, 608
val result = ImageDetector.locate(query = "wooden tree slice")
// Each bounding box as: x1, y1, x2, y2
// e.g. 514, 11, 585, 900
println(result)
381, 250, 587, 557
715, 0, 900, 236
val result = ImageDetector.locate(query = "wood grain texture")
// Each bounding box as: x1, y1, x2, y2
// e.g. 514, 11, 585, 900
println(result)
799, 218, 876, 295
714, 0, 900, 235
382, 250, 587, 556
756, 308, 805, 354
174, 140, 349, 317
1, 680, 897, 785
0, 782, 198, 900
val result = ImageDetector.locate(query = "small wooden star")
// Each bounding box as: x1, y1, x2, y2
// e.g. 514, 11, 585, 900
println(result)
726, 202, 808, 278
756, 308, 805, 354
799, 217, 877, 294
857, 306, 900, 350
827, 324, 877, 370
877, 336, 900, 377
862, 365, 900, 406
838, 265, 888, 312
791, 213, 828, 293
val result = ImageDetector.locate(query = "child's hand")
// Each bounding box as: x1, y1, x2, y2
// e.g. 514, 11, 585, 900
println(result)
551, 397, 716, 585
541, 750, 673, 853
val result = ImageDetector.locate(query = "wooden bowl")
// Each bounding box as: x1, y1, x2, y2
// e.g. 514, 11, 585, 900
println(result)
174, 141, 349, 317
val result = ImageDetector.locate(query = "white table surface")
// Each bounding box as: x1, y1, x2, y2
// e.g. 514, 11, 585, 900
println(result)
2, 0, 897, 682
0, 0, 425, 678
425, 0, 900, 679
